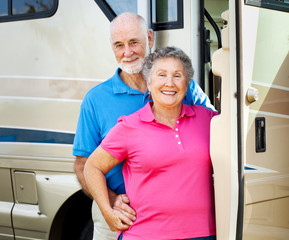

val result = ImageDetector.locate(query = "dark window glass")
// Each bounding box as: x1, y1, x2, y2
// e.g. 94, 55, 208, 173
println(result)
0, 0, 57, 22
246, 0, 289, 12
94, 0, 137, 22
151, 0, 183, 31
152, 0, 178, 23
94, 0, 184, 30
13, 0, 54, 15
105, 0, 137, 15
0, 1, 8, 16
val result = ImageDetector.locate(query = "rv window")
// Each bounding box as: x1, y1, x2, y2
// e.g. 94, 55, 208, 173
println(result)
105, 0, 137, 16
151, 0, 183, 31
94, 0, 137, 22
0, 1, 8, 16
0, 0, 57, 22
12, 0, 54, 15
245, 0, 289, 12
94, 0, 184, 30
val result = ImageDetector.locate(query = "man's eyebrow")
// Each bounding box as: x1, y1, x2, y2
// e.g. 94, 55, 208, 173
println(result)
112, 41, 122, 46
113, 38, 141, 46
129, 38, 140, 42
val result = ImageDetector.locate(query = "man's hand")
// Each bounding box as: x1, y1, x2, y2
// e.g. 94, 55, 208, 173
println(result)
103, 208, 133, 232
113, 194, 136, 223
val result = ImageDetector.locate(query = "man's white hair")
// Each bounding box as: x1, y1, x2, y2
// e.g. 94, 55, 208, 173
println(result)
110, 12, 149, 44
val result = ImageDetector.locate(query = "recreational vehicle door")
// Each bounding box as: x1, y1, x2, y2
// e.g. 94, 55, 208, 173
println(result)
211, 1, 289, 239
238, 1, 289, 239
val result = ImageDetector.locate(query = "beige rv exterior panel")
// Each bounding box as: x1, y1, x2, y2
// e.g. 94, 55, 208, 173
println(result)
211, 8, 239, 240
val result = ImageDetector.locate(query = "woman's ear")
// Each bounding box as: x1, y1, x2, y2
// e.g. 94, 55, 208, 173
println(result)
146, 79, 151, 92
147, 80, 152, 100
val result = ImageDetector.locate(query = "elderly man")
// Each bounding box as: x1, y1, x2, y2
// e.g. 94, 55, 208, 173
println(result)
73, 12, 215, 240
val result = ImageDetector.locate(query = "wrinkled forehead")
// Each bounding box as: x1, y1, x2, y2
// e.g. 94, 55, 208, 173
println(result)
110, 18, 146, 43
111, 28, 142, 40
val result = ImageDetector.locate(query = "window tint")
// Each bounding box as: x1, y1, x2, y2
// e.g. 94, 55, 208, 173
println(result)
13, 0, 54, 15
0, 1, 8, 16
94, 0, 137, 22
246, 0, 289, 12
151, 0, 183, 31
105, 0, 137, 15
152, 0, 178, 23
0, 0, 57, 22
94, 0, 184, 30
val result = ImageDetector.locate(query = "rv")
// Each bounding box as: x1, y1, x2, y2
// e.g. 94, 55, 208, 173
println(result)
0, 0, 288, 239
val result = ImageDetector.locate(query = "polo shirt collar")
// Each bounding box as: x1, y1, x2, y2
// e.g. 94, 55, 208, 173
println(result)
112, 68, 144, 95
180, 104, 196, 118
140, 102, 196, 123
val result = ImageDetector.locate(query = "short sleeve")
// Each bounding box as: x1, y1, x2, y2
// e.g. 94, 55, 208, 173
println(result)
205, 105, 219, 119
101, 118, 128, 162
102, 119, 129, 195
72, 97, 102, 157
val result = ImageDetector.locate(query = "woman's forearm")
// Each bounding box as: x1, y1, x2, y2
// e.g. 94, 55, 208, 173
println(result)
84, 163, 112, 216
84, 146, 133, 231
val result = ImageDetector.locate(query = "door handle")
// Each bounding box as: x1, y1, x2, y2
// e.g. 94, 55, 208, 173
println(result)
255, 117, 266, 152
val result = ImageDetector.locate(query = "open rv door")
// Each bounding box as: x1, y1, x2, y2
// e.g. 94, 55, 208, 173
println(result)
211, 1, 289, 240
210, 2, 239, 240
238, 1, 289, 239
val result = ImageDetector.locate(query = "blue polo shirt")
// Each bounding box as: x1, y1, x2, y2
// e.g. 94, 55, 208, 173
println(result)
73, 68, 215, 194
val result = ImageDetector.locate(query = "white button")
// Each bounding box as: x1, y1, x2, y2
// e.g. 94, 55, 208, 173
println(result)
178, 141, 181, 144
175, 135, 179, 138
175, 128, 178, 131
177, 121, 179, 124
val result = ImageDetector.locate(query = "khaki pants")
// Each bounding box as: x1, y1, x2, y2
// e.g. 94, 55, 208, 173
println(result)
92, 201, 117, 240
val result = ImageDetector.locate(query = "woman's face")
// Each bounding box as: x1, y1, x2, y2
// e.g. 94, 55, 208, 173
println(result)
147, 57, 188, 110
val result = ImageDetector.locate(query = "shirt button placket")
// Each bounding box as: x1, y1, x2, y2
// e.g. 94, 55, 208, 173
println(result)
175, 121, 182, 146
175, 133, 180, 144
175, 119, 184, 151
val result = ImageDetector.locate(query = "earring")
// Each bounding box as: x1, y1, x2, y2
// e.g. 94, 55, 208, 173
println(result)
148, 91, 152, 100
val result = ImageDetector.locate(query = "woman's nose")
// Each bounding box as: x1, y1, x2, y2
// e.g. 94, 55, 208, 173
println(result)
165, 76, 174, 86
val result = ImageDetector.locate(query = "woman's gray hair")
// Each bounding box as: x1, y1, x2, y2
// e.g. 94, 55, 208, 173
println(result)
142, 46, 194, 83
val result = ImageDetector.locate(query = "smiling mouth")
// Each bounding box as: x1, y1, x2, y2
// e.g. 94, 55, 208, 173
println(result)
122, 56, 139, 64
162, 91, 176, 95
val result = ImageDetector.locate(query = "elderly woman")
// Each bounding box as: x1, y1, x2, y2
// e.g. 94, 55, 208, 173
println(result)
84, 47, 217, 240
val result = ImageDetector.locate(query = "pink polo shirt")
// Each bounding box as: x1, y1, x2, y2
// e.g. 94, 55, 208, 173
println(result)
101, 102, 217, 240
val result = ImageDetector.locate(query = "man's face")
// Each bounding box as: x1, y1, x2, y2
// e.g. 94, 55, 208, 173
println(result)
111, 21, 149, 74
